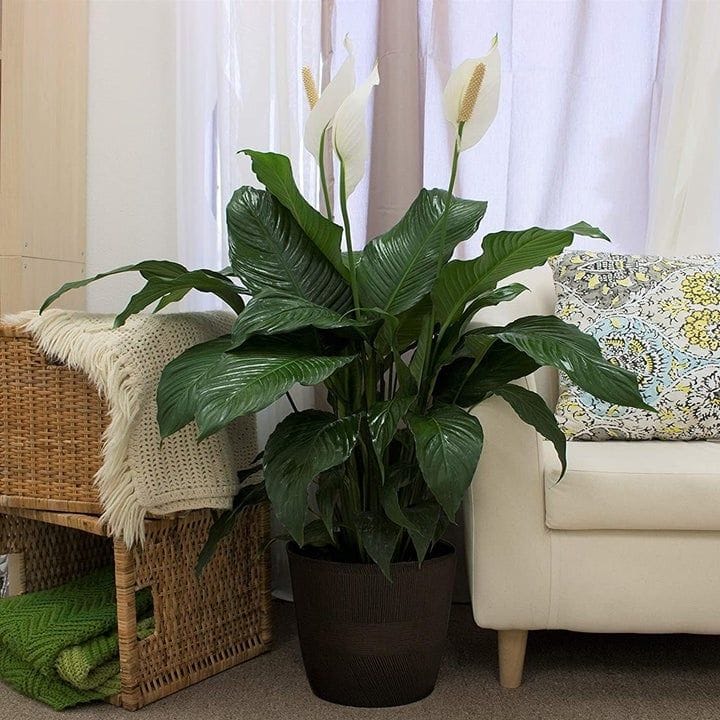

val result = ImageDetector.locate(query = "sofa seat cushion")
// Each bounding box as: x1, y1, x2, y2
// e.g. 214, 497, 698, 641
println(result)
543, 440, 720, 531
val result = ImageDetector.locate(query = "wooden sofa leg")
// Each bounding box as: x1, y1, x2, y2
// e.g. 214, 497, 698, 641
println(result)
498, 629, 528, 688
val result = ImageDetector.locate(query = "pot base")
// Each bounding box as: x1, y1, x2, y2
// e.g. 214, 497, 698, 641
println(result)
288, 542, 456, 708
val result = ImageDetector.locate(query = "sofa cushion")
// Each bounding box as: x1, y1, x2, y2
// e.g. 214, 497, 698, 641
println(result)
550, 252, 720, 440
543, 440, 720, 531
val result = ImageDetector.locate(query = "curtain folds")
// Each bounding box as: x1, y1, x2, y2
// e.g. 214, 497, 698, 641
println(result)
646, 0, 720, 255
177, 0, 713, 270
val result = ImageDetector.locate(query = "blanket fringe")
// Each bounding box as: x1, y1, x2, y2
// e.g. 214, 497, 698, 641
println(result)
6, 312, 148, 544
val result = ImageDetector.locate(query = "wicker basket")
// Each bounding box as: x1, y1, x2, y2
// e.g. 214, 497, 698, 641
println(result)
0, 504, 272, 710
0, 325, 108, 514
0, 322, 272, 708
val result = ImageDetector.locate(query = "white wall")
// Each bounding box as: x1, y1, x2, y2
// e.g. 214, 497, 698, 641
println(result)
86, 0, 178, 312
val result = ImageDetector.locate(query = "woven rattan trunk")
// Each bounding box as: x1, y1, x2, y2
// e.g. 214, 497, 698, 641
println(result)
0, 326, 107, 513
0, 324, 272, 709
0, 505, 272, 710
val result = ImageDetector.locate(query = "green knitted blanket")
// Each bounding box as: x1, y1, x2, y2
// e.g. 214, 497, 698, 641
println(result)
0, 566, 153, 710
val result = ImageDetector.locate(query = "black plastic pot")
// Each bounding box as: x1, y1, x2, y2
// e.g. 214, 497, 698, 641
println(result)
287, 541, 456, 707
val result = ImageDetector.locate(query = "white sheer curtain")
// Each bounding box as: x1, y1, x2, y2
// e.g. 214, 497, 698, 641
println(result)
176, 0, 715, 596
178, 1, 699, 271
646, 0, 720, 255
177, 1, 326, 596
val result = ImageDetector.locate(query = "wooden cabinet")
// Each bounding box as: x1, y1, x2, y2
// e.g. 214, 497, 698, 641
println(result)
0, 0, 88, 315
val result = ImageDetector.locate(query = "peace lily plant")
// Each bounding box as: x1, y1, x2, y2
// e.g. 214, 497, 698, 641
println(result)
43, 36, 649, 580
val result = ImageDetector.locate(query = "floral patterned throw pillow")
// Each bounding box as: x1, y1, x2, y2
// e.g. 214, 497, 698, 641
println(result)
551, 252, 720, 440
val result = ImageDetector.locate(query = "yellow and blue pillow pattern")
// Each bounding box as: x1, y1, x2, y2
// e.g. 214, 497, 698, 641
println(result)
550, 252, 720, 440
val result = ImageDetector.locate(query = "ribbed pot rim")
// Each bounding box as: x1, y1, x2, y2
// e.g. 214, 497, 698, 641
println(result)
286, 540, 455, 571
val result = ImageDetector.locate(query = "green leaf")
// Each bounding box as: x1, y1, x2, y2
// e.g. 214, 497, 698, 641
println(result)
113, 269, 245, 327
454, 333, 495, 361
316, 466, 345, 541
272, 519, 336, 552
409, 308, 435, 383
392, 348, 417, 398
376, 295, 433, 356
435, 341, 539, 405
196, 475, 266, 576
40, 260, 188, 314
493, 384, 567, 476
229, 293, 370, 349
459, 283, 529, 327
194, 340, 356, 440
407, 404, 484, 519
240, 150, 348, 280
380, 478, 440, 563
300, 519, 336, 548
368, 396, 414, 458
404, 503, 442, 562
563, 221, 609, 242
157, 336, 234, 438
367, 397, 414, 479
356, 511, 402, 580
226, 186, 352, 312
433, 223, 604, 323
482, 315, 652, 411
357, 189, 487, 315
433, 512, 450, 544
264, 410, 361, 545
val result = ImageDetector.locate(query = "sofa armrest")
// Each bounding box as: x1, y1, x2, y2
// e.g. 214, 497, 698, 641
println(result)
463, 375, 553, 630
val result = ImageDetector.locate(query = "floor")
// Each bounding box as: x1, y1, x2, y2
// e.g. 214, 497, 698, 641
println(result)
2, 601, 719, 720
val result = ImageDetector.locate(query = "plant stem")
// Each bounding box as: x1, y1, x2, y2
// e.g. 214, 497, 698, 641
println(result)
425, 123, 465, 399
447, 122, 464, 198
318, 128, 333, 222
338, 160, 361, 316
285, 392, 299, 413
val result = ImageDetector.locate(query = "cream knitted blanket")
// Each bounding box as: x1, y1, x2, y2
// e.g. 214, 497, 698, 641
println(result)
4, 310, 256, 546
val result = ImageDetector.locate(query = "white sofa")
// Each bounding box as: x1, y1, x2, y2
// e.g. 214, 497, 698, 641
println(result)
464, 264, 720, 688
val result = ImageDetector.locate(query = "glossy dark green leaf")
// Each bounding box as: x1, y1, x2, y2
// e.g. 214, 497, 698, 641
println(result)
194, 340, 356, 440
367, 397, 414, 479
357, 189, 487, 315
300, 519, 336, 547
563, 221, 609, 242
356, 511, 402, 580
432, 223, 605, 322
41, 260, 189, 314
407, 404, 484, 518
226, 186, 352, 312
376, 295, 433, 356
272, 520, 336, 552
481, 315, 652, 411
113, 269, 245, 326
264, 410, 361, 545
404, 503, 442, 562
409, 308, 435, 383
156, 336, 234, 438
453, 332, 495, 361
493, 384, 567, 476
392, 348, 417, 398
229, 293, 369, 349
241, 150, 348, 280
459, 283, 529, 327
380, 478, 440, 562
368, 396, 414, 458
196, 475, 266, 576
435, 341, 539, 405
316, 466, 346, 540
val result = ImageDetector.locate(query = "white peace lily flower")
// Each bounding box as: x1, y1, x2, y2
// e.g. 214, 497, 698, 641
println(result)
302, 35, 355, 163
443, 34, 501, 151
333, 63, 380, 197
